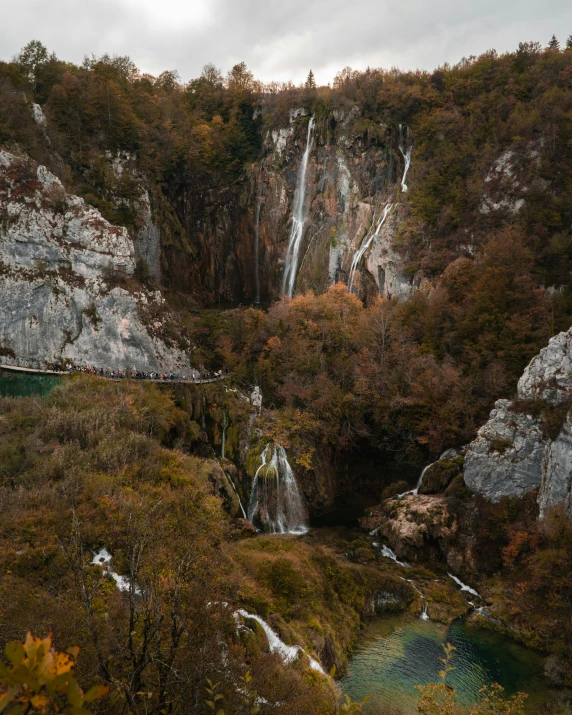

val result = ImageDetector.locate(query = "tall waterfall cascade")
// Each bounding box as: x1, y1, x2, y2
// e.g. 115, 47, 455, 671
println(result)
247, 443, 308, 534
398, 124, 412, 192
348, 203, 393, 293
282, 117, 315, 297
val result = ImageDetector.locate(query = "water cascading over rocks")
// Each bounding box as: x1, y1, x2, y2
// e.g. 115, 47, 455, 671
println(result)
247, 443, 308, 534
348, 203, 393, 293
398, 124, 412, 192
282, 117, 315, 297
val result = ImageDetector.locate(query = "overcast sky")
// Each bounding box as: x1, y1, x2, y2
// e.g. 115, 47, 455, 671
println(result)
1, 0, 571, 85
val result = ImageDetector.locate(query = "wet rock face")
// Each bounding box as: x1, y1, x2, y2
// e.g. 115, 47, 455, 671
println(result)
0, 150, 191, 372
463, 328, 572, 516
252, 113, 412, 303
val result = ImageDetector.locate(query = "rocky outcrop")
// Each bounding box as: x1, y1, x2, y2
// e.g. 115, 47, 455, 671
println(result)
464, 329, 572, 516
463, 400, 546, 500
517, 328, 572, 402
363, 495, 458, 563
0, 149, 192, 372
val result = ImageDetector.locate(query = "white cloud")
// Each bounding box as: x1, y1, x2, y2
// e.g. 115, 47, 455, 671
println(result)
0, 0, 570, 85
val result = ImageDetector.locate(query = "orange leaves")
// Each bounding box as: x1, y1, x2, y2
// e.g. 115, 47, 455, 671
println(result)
0, 633, 108, 714
264, 336, 282, 352
502, 528, 538, 568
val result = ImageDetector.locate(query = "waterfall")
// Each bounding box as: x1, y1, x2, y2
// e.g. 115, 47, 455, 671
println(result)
448, 572, 481, 599
234, 609, 324, 673
395, 461, 434, 499
379, 544, 410, 568
282, 117, 315, 297
247, 443, 308, 534
398, 124, 412, 193
224, 470, 247, 519
399, 576, 430, 620
254, 194, 262, 305
221, 408, 228, 458
348, 203, 393, 293
395, 449, 459, 500
92, 548, 130, 592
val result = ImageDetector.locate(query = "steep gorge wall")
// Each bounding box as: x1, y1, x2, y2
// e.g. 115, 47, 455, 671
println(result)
151, 107, 415, 305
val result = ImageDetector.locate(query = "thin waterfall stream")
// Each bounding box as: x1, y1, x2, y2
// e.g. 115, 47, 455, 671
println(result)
399, 124, 412, 192
348, 203, 393, 293
282, 117, 315, 297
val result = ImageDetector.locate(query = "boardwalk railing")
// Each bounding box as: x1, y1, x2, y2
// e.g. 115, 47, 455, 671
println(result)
0, 364, 228, 385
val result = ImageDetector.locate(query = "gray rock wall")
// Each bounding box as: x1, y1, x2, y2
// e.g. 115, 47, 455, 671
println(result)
463, 328, 572, 516
0, 149, 191, 372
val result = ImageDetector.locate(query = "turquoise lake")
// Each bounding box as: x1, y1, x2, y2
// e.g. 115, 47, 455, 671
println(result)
341, 613, 550, 713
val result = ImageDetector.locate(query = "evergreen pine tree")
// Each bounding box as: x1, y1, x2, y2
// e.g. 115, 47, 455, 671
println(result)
567, 34, 572, 50
548, 34, 560, 50
305, 70, 316, 90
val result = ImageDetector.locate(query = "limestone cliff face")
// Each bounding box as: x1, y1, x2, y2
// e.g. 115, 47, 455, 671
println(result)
464, 328, 572, 516
254, 108, 413, 303
159, 107, 414, 305
0, 149, 192, 372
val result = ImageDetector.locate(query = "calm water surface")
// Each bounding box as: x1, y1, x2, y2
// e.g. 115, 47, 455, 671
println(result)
341, 614, 550, 713
0, 371, 61, 398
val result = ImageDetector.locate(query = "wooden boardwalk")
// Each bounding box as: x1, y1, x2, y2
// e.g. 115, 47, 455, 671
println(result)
0, 364, 227, 385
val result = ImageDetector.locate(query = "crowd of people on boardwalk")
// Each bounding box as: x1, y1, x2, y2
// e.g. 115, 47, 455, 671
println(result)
42, 363, 227, 383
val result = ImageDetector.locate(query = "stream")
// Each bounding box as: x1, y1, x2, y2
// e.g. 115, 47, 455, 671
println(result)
341, 613, 550, 713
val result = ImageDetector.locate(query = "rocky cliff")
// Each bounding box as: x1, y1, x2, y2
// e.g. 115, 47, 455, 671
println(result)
464, 328, 572, 517
252, 108, 413, 303
0, 149, 192, 372
156, 107, 415, 305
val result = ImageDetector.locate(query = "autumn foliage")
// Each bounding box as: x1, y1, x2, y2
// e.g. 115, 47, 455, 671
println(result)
0, 633, 108, 714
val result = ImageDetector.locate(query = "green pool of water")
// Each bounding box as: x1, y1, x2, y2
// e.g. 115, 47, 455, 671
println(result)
341, 614, 550, 713
0, 371, 61, 398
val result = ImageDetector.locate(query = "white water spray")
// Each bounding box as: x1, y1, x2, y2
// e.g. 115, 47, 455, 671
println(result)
380, 544, 410, 568
395, 461, 435, 499
282, 117, 315, 297
234, 609, 324, 673
348, 203, 393, 293
395, 448, 458, 499
247, 443, 308, 534
420, 602, 429, 621
398, 124, 412, 193
448, 572, 481, 599
91, 548, 130, 592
